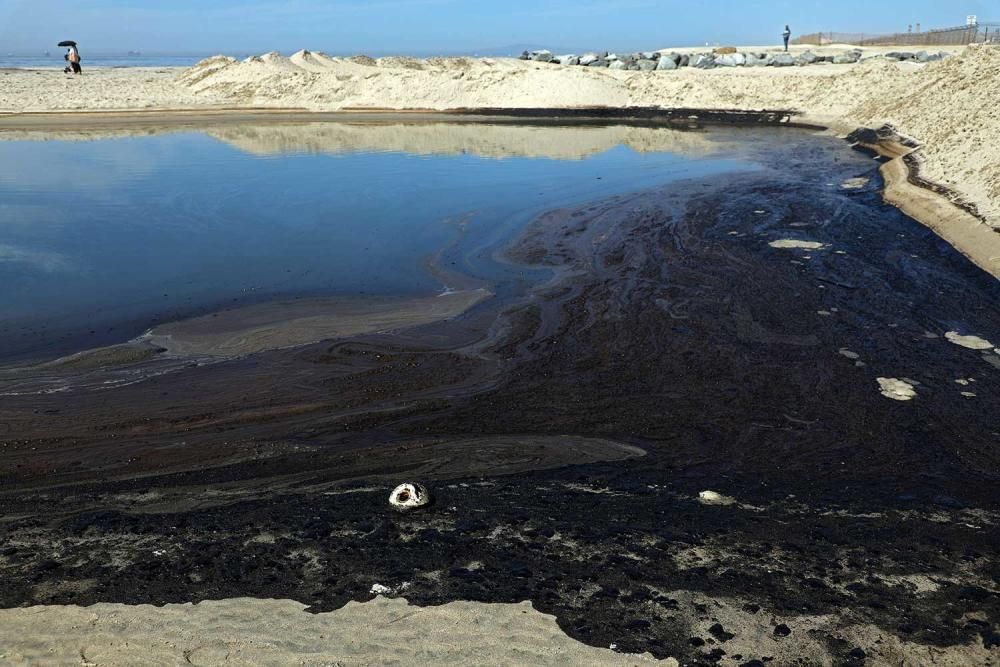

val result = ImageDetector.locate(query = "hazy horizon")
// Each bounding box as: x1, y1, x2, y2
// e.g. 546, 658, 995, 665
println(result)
0, 0, 994, 56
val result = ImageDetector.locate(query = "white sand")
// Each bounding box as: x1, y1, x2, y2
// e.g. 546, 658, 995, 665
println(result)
0, 596, 673, 666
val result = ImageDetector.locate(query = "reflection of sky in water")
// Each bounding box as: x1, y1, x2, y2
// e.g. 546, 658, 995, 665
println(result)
0, 125, 753, 361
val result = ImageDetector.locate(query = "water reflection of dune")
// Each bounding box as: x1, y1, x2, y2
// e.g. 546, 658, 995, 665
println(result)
207, 123, 724, 160
0, 122, 724, 161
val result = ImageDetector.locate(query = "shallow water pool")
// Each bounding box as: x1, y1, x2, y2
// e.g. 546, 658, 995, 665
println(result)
0, 121, 754, 362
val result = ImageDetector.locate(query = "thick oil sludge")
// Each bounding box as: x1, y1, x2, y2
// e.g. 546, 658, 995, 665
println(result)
1, 125, 998, 664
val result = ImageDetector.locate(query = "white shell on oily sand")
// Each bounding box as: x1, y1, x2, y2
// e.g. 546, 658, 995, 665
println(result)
698, 490, 736, 506
944, 331, 994, 350
768, 239, 826, 250
389, 483, 431, 511
877, 378, 917, 401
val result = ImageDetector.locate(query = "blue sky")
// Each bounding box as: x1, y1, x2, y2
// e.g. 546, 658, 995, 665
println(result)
0, 0, 994, 55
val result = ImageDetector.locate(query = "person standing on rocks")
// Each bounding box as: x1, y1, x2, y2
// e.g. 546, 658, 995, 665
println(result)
783, 25, 792, 52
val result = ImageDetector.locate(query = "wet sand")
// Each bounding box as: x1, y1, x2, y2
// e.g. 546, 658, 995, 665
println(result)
1, 128, 998, 664
43, 289, 491, 364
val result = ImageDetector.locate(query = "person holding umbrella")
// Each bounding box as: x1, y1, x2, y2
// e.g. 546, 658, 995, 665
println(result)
59, 40, 82, 74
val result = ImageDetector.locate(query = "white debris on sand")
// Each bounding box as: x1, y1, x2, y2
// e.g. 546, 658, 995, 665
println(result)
840, 177, 870, 189
370, 582, 412, 596
768, 239, 827, 250
944, 331, 994, 350
698, 490, 737, 506
389, 483, 431, 511
877, 378, 917, 401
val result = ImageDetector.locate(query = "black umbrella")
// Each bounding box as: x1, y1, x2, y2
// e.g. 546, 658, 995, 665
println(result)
57, 40, 77, 47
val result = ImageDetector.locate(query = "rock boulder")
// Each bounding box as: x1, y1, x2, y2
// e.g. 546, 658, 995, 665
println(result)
716, 53, 746, 67
832, 51, 861, 64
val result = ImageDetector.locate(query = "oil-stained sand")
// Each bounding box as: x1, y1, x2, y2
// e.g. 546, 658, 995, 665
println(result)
1, 129, 998, 665
38, 289, 492, 365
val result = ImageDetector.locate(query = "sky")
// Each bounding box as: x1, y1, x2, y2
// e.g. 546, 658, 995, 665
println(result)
0, 0, 994, 55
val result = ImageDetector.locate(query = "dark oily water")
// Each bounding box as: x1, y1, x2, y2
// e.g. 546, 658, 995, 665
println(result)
1, 121, 999, 665
0, 123, 744, 363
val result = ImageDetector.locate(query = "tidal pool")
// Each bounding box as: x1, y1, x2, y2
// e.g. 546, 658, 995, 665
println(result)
0, 121, 750, 363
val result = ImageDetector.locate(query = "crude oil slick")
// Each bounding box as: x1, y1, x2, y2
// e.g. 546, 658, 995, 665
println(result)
1, 121, 998, 665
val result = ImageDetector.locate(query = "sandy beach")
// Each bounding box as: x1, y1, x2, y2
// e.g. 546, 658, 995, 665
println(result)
0, 596, 669, 666
3, 593, 994, 666
2, 40, 999, 667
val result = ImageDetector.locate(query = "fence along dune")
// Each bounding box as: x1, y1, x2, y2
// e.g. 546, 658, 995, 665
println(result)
796, 20, 999, 46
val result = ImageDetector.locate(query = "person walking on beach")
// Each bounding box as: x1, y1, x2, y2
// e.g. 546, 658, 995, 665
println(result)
66, 44, 81, 74
783, 25, 792, 52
